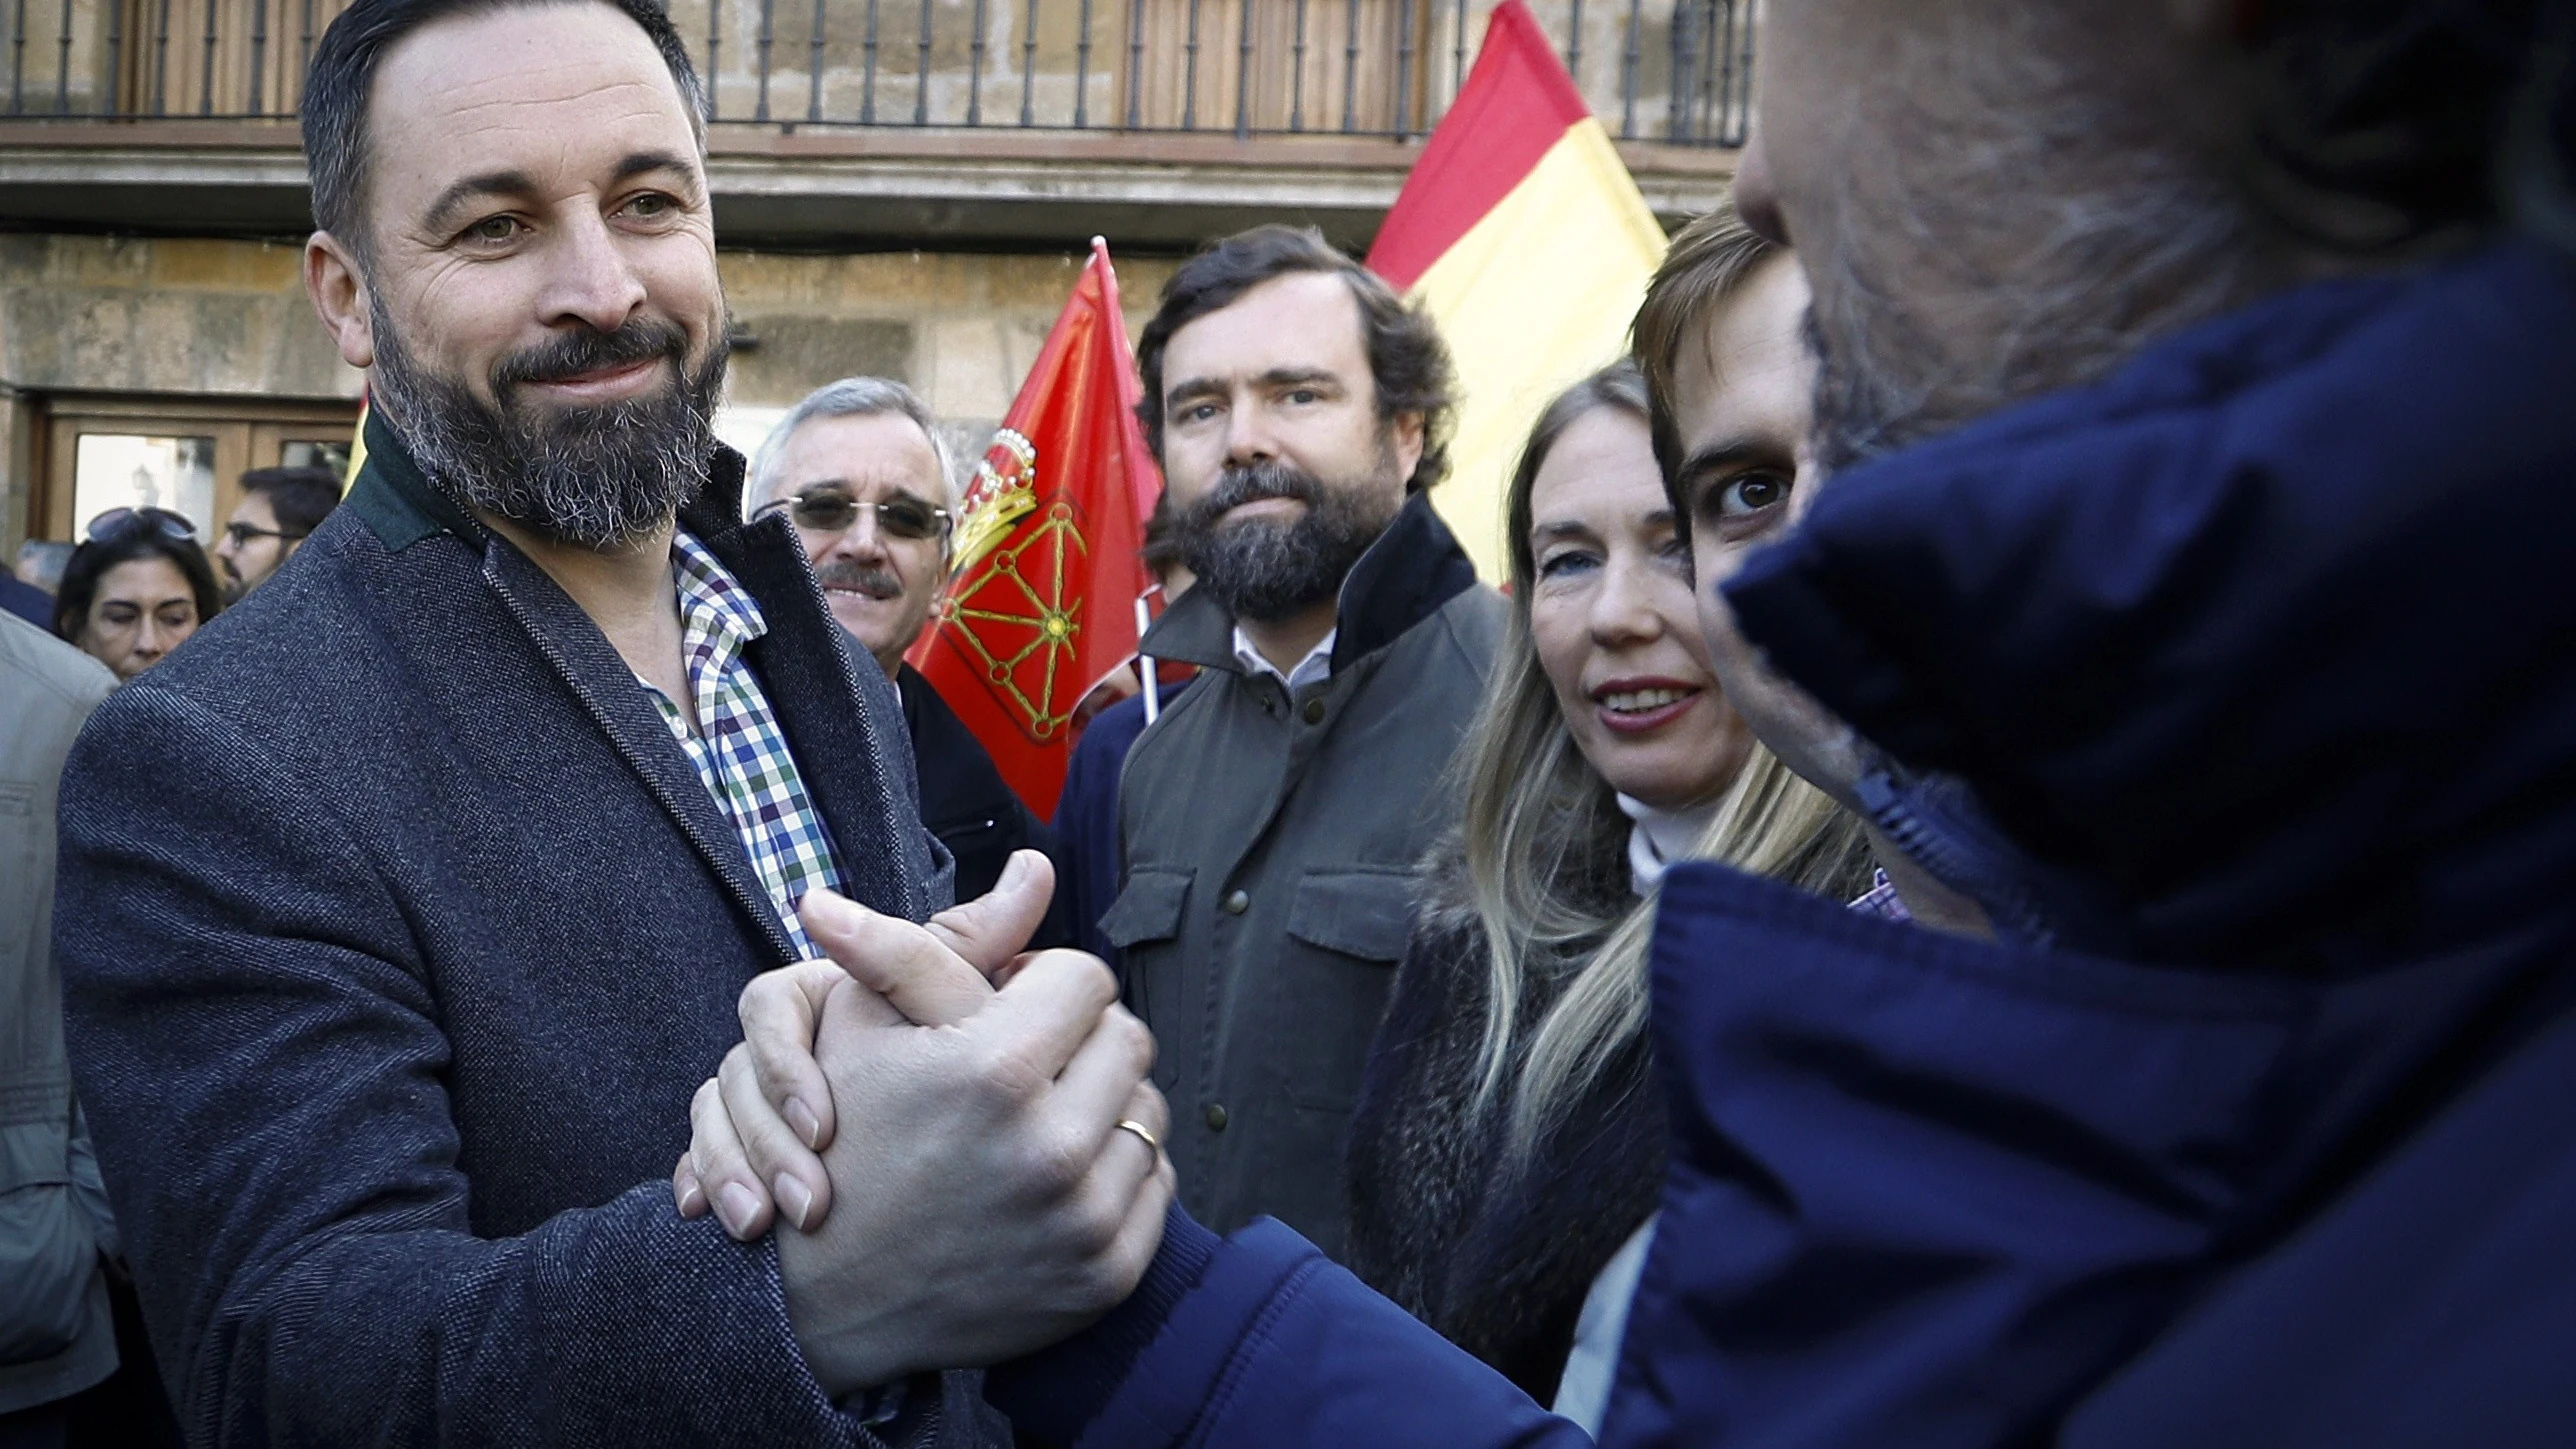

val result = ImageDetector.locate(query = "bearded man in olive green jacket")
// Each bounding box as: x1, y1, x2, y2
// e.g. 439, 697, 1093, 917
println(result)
1101, 227, 1505, 1259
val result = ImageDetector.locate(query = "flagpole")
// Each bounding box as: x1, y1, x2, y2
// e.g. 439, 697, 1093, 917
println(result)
1136, 594, 1160, 724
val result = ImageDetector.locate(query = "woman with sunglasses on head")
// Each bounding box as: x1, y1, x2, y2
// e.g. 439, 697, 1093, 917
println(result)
53, 508, 223, 682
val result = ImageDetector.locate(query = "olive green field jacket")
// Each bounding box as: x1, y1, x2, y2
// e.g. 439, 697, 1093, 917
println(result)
1105, 493, 1505, 1258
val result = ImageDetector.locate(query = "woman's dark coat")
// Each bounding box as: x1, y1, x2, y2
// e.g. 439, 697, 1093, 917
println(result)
1342, 845, 1662, 1403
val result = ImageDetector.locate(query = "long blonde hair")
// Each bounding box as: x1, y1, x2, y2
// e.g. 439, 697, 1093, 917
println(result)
1456, 358, 1868, 1159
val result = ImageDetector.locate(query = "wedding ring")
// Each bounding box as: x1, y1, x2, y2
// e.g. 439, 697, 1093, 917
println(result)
1114, 1118, 1162, 1154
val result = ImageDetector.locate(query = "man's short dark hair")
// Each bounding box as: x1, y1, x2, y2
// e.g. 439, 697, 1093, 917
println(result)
301, 0, 707, 258
1134, 225, 1456, 493
239, 466, 346, 538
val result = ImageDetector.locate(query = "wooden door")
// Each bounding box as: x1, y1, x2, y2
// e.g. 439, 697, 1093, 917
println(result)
35, 395, 360, 545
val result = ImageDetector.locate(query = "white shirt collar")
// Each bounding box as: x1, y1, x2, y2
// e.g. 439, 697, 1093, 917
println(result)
1231, 624, 1337, 692
1616, 792, 1722, 895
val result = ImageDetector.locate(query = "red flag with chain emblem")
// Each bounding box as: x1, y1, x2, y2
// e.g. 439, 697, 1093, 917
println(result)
904, 238, 1160, 822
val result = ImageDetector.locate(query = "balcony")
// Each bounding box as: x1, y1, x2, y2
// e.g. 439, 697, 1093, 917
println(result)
0, 0, 1750, 247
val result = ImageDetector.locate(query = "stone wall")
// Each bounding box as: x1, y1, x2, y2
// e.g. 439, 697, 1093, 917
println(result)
715, 247, 1178, 477
0, 232, 1179, 552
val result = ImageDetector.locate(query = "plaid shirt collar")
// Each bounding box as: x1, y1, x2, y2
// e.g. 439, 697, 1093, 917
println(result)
643, 532, 845, 958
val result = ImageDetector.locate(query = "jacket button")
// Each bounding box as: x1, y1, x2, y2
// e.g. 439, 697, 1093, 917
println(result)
1222, 889, 1250, 915
1204, 1103, 1229, 1131
1301, 697, 1325, 724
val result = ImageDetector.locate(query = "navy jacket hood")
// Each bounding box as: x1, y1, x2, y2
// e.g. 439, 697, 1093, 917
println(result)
1727, 238, 2576, 972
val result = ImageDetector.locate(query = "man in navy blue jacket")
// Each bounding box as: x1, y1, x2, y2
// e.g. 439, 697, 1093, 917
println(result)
944, 2, 2576, 1446
51, 0, 1168, 1442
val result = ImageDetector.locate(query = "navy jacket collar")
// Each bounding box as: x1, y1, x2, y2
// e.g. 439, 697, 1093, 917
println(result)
1727, 238, 2576, 968
1144, 489, 1479, 676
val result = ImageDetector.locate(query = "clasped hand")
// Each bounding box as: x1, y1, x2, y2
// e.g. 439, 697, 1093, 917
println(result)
674, 851, 1174, 1394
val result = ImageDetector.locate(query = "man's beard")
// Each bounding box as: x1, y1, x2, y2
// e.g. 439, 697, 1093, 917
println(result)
370, 300, 728, 551
1174, 454, 1401, 624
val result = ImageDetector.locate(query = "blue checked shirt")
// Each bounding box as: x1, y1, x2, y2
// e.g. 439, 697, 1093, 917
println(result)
641, 532, 846, 959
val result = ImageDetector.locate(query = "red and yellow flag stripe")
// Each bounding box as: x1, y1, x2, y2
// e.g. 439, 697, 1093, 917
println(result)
1369, 1, 1667, 580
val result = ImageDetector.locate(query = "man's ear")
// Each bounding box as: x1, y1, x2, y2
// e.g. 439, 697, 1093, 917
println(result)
1390, 409, 1427, 489
304, 231, 376, 372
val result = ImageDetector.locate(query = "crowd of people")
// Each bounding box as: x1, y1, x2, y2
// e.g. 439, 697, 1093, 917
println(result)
3, 0, 2569, 1444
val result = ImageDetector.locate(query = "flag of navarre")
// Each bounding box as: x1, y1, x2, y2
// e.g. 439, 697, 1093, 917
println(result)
905, 238, 1159, 822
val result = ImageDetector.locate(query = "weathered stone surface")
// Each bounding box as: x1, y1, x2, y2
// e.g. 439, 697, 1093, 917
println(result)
1, 233, 1184, 549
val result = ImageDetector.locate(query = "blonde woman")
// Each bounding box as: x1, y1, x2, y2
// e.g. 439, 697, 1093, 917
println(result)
1342, 344, 1867, 1405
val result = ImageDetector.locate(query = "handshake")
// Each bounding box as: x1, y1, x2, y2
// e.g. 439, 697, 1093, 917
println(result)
671, 851, 1174, 1395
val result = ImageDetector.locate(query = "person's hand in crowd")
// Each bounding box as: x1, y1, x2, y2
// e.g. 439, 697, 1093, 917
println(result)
674, 850, 1175, 1392
673, 849, 1063, 1235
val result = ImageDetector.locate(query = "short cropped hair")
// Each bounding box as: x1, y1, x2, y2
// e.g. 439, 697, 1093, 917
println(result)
1628, 202, 1783, 501
301, 0, 706, 259
1134, 224, 1456, 493
748, 376, 960, 513
238, 466, 346, 538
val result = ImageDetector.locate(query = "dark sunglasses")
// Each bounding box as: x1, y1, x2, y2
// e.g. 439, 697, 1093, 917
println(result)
222, 521, 309, 547
756, 490, 952, 542
85, 507, 199, 545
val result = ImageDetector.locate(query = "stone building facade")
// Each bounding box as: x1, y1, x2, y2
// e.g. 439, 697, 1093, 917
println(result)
0, 0, 1745, 557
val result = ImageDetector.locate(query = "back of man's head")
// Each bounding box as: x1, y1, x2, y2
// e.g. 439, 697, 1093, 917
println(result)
1134, 224, 1456, 494
240, 466, 347, 539
16, 540, 73, 594
1747, 0, 2576, 474
300, 0, 707, 263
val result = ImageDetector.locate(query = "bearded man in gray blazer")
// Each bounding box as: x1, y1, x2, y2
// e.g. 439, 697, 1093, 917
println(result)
49, 0, 1168, 1442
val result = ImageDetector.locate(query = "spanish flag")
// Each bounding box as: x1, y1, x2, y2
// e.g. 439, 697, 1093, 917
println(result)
1367, 1, 1667, 581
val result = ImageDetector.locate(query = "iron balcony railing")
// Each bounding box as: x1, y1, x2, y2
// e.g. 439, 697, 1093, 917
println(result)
4, 0, 1750, 146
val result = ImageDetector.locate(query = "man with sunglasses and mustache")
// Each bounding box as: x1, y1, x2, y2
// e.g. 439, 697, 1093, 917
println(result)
750, 376, 1072, 941
1097, 225, 1504, 1261
47, 0, 1167, 1443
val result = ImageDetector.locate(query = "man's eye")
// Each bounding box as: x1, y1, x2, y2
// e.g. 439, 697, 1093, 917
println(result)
1285, 389, 1320, 405
1178, 403, 1219, 424
464, 215, 523, 245
1718, 473, 1790, 517
624, 192, 676, 219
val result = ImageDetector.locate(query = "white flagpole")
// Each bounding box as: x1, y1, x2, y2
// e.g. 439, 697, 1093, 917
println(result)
1136, 594, 1160, 724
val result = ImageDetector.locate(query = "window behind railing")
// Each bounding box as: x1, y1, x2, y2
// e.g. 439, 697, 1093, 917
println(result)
5, 0, 1750, 146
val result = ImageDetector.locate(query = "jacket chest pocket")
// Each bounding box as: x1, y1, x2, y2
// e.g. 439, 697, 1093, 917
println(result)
1103, 869, 1193, 1088
1102, 868, 1193, 952
1283, 868, 1415, 962
1277, 868, 1417, 1113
